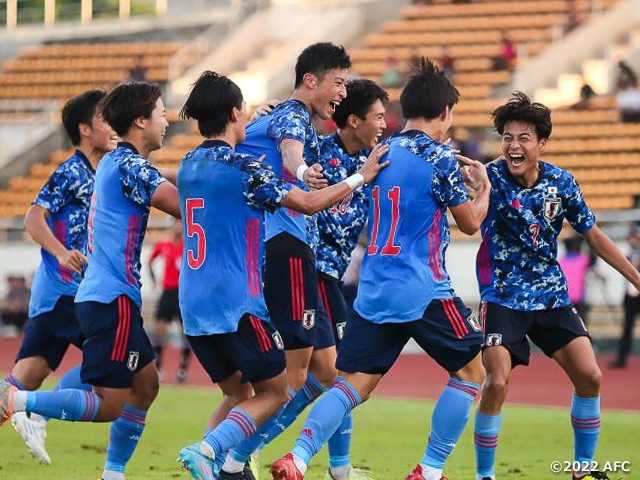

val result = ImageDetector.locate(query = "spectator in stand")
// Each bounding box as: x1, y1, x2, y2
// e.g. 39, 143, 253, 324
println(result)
558, 235, 599, 324
127, 56, 148, 82
610, 230, 640, 369
380, 56, 405, 88
615, 61, 637, 92
573, 81, 596, 110
440, 48, 456, 81
1, 275, 30, 335
492, 33, 517, 71
616, 86, 640, 123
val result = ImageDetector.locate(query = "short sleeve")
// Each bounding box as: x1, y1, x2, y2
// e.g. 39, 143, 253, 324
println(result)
242, 157, 294, 213
432, 150, 469, 208
33, 162, 80, 214
267, 110, 308, 151
564, 174, 596, 234
119, 156, 166, 206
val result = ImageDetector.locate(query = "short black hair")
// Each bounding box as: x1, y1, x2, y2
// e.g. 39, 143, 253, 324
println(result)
180, 71, 243, 138
332, 79, 389, 129
294, 42, 351, 88
61, 90, 106, 146
101, 81, 162, 137
400, 57, 459, 120
492, 91, 552, 140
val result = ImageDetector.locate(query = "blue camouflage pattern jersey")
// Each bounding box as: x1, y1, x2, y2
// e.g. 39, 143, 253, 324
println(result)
476, 159, 596, 310
178, 140, 293, 335
237, 99, 320, 250
315, 134, 369, 280
355, 130, 469, 324
29, 150, 95, 318
76, 142, 166, 308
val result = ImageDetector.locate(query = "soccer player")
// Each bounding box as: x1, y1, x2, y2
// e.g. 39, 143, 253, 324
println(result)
472, 92, 640, 480
270, 58, 491, 480
0, 81, 180, 480
3, 90, 116, 464
173, 71, 388, 480
234, 79, 388, 480
148, 220, 191, 383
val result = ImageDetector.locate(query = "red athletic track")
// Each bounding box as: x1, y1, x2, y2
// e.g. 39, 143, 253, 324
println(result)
0, 337, 637, 411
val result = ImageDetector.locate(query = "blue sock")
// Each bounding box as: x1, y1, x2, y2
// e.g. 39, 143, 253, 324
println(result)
328, 411, 352, 468
105, 405, 146, 474
422, 378, 479, 469
571, 394, 600, 466
54, 366, 92, 391
292, 378, 361, 465
474, 411, 502, 479
204, 407, 257, 459
4, 374, 26, 390
26, 389, 100, 421
228, 387, 295, 463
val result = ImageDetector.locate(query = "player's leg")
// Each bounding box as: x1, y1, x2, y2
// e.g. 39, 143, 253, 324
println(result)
408, 298, 484, 480
610, 294, 640, 368
271, 311, 406, 480
152, 289, 172, 375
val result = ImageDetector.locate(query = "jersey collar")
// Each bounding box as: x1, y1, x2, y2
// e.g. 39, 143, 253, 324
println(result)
117, 141, 140, 155
74, 149, 95, 174
199, 139, 232, 149
502, 159, 546, 190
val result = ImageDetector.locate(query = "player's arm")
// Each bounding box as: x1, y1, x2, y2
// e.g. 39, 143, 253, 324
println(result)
583, 225, 640, 292
24, 204, 87, 274
151, 182, 181, 219
449, 154, 491, 235
159, 168, 178, 185
280, 138, 328, 190
283, 144, 389, 215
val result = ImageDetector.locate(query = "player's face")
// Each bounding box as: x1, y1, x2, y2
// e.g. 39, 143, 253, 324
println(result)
353, 99, 387, 150
312, 68, 349, 120
145, 97, 169, 152
501, 120, 546, 182
234, 101, 248, 144
89, 112, 118, 154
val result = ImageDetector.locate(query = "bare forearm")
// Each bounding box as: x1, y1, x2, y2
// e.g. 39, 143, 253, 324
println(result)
586, 228, 640, 288
24, 206, 66, 258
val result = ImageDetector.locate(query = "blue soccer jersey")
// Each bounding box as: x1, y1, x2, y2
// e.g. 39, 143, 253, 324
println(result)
76, 142, 166, 308
237, 99, 320, 249
315, 134, 369, 280
354, 130, 469, 323
29, 150, 95, 318
477, 159, 596, 310
177, 140, 293, 336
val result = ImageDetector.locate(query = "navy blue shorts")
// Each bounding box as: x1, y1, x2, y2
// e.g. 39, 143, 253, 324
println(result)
155, 288, 181, 322
337, 297, 483, 375
480, 301, 590, 368
16, 295, 84, 371
186, 314, 286, 384
264, 257, 319, 349
316, 275, 347, 350
75, 295, 155, 389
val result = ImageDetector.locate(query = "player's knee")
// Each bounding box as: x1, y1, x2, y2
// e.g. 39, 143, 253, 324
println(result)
223, 384, 253, 406
484, 373, 510, 397
575, 367, 602, 396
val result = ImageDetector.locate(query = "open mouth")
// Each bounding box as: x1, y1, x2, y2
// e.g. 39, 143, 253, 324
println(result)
329, 99, 340, 114
508, 153, 525, 167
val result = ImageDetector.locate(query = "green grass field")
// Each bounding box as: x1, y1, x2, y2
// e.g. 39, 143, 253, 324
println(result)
0, 384, 637, 480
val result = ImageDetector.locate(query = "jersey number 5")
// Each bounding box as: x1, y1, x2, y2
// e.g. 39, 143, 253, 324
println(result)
367, 186, 401, 256
186, 198, 206, 269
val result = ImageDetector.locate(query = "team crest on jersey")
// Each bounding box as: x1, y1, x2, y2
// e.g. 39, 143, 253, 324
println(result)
127, 351, 140, 371
485, 333, 503, 347
302, 309, 315, 330
336, 321, 346, 340
272, 331, 284, 350
466, 313, 482, 332
543, 198, 561, 220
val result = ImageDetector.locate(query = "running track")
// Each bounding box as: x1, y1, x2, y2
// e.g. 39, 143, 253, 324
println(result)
0, 337, 637, 411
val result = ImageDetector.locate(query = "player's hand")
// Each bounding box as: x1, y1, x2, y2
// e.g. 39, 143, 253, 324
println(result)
457, 154, 490, 192
359, 143, 390, 185
56, 249, 88, 274
304, 163, 328, 190
251, 99, 280, 121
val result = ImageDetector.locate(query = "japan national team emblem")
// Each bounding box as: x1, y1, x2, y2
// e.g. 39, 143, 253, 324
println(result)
127, 351, 140, 372
466, 313, 482, 332
543, 198, 561, 220
302, 309, 315, 330
485, 333, 503, 347
336, 321, 346, 340
272, 331, 285, 350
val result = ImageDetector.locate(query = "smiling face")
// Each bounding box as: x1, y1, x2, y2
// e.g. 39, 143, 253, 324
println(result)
353, 99, 387, 150
143, 97, 169, 153
501, 120, 547, 187
88, 111, 118, 155
311, 68, 349, 120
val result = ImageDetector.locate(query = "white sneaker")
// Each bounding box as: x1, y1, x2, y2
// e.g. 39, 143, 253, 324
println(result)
11, 411, 51, 464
